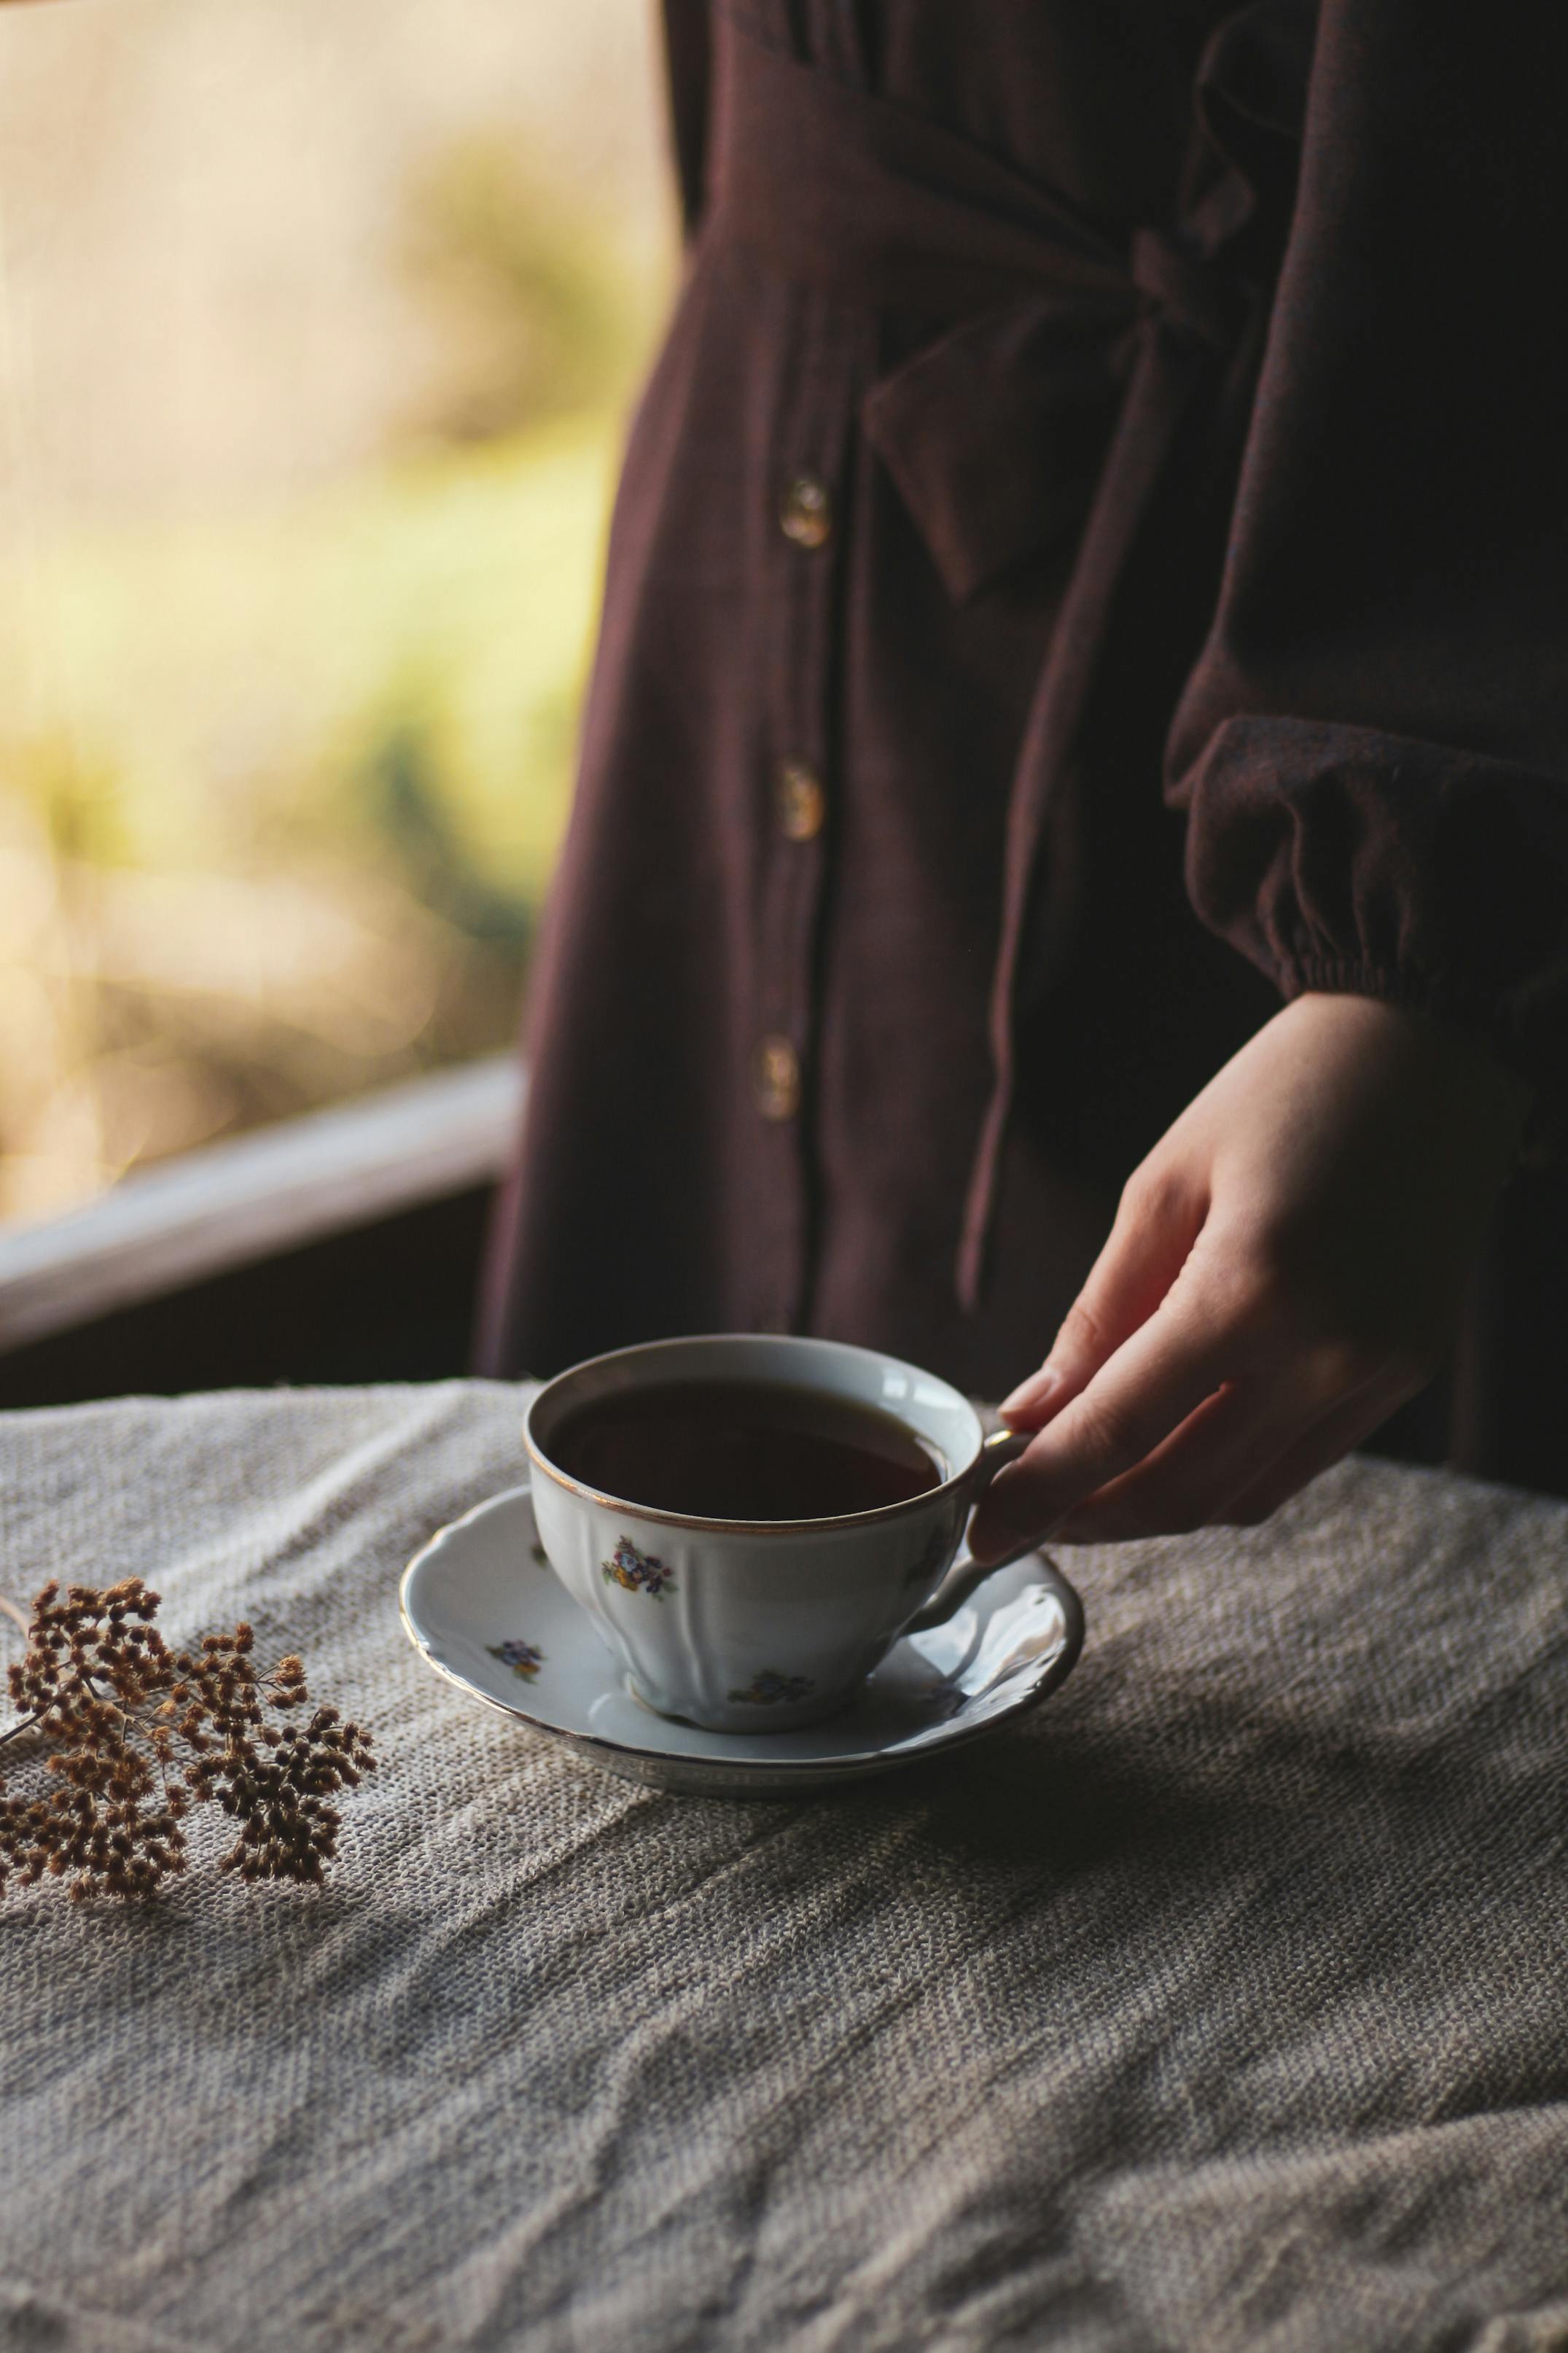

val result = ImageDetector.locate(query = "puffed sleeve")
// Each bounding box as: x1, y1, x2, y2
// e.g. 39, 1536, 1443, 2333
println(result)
1166, 0, 1568, 1114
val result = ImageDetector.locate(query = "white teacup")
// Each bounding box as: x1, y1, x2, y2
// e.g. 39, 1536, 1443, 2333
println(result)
523, 1334, 1031, 1732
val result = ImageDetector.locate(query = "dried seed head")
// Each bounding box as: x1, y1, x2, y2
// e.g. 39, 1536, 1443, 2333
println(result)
1, 1579, 375, 1905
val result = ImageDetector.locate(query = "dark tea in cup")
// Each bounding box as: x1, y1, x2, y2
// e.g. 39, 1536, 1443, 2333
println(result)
550, 1377, 945, 1521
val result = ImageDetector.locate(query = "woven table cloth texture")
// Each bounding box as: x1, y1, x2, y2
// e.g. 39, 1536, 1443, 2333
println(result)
1, 1380, 1567, 2353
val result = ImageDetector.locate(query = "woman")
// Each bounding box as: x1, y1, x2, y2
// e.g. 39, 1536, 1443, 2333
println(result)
478, 0, 1568, 1547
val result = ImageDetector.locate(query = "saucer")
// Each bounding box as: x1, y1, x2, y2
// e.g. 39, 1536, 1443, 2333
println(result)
399, 1484, 1085, 1796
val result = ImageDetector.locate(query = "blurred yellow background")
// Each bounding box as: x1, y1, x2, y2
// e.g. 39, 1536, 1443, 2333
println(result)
0, 0, 674, 1223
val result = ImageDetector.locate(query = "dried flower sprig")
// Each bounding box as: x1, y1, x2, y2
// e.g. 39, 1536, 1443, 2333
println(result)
0, 1579, 375, 1902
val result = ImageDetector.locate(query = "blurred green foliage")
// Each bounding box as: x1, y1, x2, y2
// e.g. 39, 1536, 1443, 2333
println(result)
0, 128, 670, 1218
401, 132, 661, 443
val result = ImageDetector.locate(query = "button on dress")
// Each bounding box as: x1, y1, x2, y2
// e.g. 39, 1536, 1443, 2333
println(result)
480, 0, 1568, 1496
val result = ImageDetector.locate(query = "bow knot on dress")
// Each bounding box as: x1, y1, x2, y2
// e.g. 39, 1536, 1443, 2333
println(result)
709, 16, 1268, 609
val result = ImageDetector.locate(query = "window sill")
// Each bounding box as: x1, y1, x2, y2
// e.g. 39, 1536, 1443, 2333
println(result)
0, 1056, 525, 1358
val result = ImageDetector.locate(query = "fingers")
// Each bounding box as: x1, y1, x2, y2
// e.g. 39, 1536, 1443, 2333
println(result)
1211, 1369, 1426, 1529
1047, 1379, 1290, 1542
999, 1165, 1207, 1431
970, 1264, 1247, 1560
1047, 1361, 1413, 1542
980, 1088, 1448, 1558
972, 1202, 1438, 1557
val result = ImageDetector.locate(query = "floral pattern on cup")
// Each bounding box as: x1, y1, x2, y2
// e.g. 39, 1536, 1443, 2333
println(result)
726, 1669, 816, 1707
488, 1638, 544, 1682
601, 1536, 677, 1600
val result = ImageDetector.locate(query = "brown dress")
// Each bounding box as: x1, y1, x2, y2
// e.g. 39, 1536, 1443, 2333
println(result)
478, 0, 1568, 1496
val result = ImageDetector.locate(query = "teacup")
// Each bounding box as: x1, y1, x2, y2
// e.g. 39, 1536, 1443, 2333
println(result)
523, 1333, 1030, 1732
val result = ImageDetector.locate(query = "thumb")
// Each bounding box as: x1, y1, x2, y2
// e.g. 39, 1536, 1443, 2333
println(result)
1000, 1164, 1206, 1430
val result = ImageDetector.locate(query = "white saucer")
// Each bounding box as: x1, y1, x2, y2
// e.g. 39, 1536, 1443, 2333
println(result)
399, 1484, 1085, 1796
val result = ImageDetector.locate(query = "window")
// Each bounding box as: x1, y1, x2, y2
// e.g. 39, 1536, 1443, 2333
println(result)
0, 0, 674, 1225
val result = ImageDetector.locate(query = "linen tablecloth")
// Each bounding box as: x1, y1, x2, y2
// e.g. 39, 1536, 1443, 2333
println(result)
1, 1381, 1566, 2353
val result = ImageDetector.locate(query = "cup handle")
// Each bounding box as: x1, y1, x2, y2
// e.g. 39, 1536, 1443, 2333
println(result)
905, 1426, 1038, 1634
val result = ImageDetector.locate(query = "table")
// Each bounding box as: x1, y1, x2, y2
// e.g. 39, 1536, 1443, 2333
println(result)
2, 1382, 1567, 2352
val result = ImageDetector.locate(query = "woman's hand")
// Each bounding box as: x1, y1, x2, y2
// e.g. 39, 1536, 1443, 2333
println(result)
968, 992, 1532, 1557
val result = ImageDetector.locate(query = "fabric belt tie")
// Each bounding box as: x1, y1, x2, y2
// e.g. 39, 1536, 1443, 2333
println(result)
709, 20, 1272, 1310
